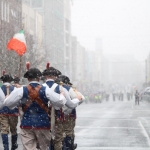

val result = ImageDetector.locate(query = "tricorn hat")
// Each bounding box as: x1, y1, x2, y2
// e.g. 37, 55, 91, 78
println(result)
13, 77, 20, 83
58, 75, 70, 84
68, 82, 73, 86
42, 67, 58, 76
1, 74, 13, 83
56, 69, 62, 77
55, 78, 61, 84
24, 68, 42, 79
42, 62, 62, 77
24, 62, 42, 79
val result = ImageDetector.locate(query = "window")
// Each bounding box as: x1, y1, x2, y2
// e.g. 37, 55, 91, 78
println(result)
11, 9, 17, 18
4, 2, 6, 21
1, 1, 3, 20
7, 3, 9, 22
1, 2, 9, 22
65, 19, 70, 31
30, 17, 35, 32
36, 16, 38, 36
24, 0, 30, 4
31, 0, 43, 8
66, 46, 70, 58
0, 40, 2, 50
66, 32, 69, 44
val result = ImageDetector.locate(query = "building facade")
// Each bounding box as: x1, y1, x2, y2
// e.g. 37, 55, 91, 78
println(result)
101, 54, 144, 86
71, 36, 86, 89
22, 2, 43, 69
64, 0, 72, 77
28, 0, 65, 71
0, 0, 22, 74
44, 0, 65, 71
145, 53, 150, 85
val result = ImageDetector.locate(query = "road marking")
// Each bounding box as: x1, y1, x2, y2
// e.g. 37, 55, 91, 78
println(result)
75, 126, 140, 129
77, 147, 150, 150
78, 112, 132, 116
78, 117, 138, 120
139, 120, 150, 147
139, 117, 149, 124
134, 110, 150, 111
132, 105, 133, 109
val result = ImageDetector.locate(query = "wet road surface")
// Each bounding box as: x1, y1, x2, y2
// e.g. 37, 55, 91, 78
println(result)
75, 98, 150, 150
0, 98, 150, 150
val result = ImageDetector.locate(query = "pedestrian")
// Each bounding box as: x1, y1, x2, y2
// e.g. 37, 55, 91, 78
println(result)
2, 67, 67, 150
0, 72, 19, 150
94, 94, 98, 103
42, 65, 82, 150
84, 94, 89, 104
98, 93, 102, 103
135, 90, 140, 105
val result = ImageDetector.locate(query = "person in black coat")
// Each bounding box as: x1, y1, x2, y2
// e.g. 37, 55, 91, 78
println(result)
135, 90, 140, 105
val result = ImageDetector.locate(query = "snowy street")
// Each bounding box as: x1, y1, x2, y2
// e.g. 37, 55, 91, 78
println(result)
0, 98, 150, 150
75, 98, 150, 150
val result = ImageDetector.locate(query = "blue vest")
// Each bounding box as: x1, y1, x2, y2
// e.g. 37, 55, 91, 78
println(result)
20, 83, 50, 129
62, 85, 70, 91
62, 85, 76, 119
46, 81, 64, 120
46, 81, 60, 94
0, 85, 18, 115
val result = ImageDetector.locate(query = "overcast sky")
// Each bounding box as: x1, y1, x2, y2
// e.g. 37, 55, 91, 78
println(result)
71, 0, 150, 61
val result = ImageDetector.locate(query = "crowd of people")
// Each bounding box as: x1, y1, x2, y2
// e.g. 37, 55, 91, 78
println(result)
83, 83, 142, 104
0, 62, 85, 150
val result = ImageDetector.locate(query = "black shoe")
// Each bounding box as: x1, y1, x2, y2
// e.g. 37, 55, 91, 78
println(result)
74, 143, 77, 149
11, 144, 18, 150
11, 134, 18, 150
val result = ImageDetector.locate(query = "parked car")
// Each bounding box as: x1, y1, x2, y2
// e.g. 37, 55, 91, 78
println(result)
140, 87, 150, 102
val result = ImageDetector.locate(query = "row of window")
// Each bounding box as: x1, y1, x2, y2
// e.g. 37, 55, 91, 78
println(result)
1, 1, 9, 22
1, 1, 21, 23
31, 0, 43, 8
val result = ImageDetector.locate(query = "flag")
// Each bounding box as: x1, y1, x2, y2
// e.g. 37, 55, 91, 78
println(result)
7, 30, 26, 56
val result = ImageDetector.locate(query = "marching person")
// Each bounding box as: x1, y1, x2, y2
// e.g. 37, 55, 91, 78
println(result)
13, 76, 21, 88
65, 86, 84, 150
42, 64, 83, 150
13, 76, 24, 121
0, 72, 19, 150
2, 67, 67, 150
57, 75, 85, 150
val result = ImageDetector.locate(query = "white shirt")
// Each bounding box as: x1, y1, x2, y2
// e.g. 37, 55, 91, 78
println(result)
43, 79, 80, 110
3, 81, 66, 110
64, 89, 85, 115
0, 86, 5, 106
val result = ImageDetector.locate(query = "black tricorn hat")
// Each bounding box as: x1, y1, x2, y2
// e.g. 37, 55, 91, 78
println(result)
58, 75, 70, 84
55, 78, 61, 84
24, 68, 42, 79
13, 77, 20, 83
40, 76, 45, 81
56, 69, 62, 77
68, 82, 73, 86
0, 74, 13, 83
42, 67, 58, 76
